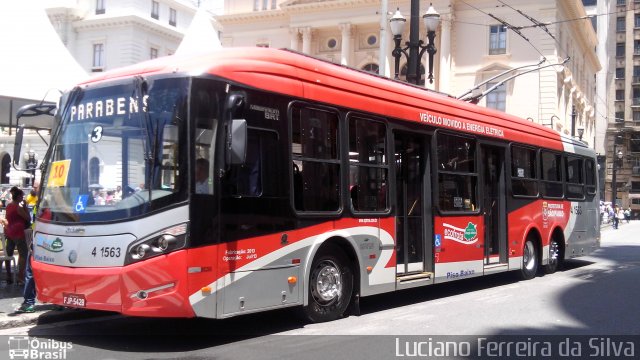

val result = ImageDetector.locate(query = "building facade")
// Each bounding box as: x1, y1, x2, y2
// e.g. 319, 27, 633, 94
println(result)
217, 0, 600, 145
601, 0, 640, 216
44, 0, 221, 74
0, 0, 224, 188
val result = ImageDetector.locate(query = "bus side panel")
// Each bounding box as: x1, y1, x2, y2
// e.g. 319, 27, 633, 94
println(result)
506, 200, 542, 268
433, 215, 484, 283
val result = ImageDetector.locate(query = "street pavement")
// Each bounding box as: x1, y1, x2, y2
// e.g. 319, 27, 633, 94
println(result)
0, 220, 633, 329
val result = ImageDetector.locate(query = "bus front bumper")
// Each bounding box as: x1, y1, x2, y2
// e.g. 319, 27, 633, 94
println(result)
32, 251, 195, 318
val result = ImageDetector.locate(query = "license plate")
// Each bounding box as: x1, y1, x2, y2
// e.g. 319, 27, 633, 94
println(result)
62, 293, 86, 308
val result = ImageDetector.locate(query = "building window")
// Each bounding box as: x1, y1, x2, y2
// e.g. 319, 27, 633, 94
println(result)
150, 47, 158, 59
582, 0, 597, 5
631, 133, 640, 152
617, 43, 625, 57
262, 0, 268, 10
617, 89, 625, 101
169, 8, 176, 26
617, 17, 626, 32
635, 14, 640, 28
618, 0, 627, 6
92, 43, 104, 69
489, 25, 507, 55
367, 35, 377, 46
327, 38, 337, 49
362, 63, 379, 74
486, 82, 506, 111
633, 111, 640, 123
617, 68, 625, 79
271, 0, 277, 9
151, 1, 159, 20
256, 43, 269, 48
634, 87, 640, 104
636, 40, 640, 55
96, 0, 105, 14
616, 111, 625, 122
631, 181, 640, 193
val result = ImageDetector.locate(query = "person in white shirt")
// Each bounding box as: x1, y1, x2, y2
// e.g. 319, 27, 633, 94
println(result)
195, 158, 210, 194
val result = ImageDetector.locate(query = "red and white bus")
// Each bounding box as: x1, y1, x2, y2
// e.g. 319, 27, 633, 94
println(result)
21, 48, 599, 322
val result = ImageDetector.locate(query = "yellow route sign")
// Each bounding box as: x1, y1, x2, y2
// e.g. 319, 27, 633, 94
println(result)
47, 159, 71, 187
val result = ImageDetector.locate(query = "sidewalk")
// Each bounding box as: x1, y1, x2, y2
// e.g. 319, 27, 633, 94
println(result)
0, 279, 76, 329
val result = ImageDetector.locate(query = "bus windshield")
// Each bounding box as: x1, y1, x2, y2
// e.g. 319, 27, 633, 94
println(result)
38, 77, 188, 223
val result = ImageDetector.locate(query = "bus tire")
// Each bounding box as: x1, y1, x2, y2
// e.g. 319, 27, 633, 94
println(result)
520, 237, 538, 280
302, 245, 353, 323
544, 238, 561, 274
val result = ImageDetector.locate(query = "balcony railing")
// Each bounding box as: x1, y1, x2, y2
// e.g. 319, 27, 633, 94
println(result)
633, 98, 640, 106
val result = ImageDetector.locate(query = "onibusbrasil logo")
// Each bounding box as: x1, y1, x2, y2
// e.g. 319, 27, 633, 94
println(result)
7, 336, 72, 359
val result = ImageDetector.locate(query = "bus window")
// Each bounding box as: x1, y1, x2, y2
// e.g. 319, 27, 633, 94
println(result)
565, 155, 585, 200
192, 82, 219, 195
510, 145, 538, 197
291, 106, 340, 212
223, 129, 279, 197
348, 117, 388, 212
541, 151, 563, 198
436, 133, 477, 212
585, 158, 596, 195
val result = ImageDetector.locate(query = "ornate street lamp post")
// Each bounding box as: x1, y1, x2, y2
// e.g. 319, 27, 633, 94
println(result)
611, 139, 623, 207
389, 2, 440, 85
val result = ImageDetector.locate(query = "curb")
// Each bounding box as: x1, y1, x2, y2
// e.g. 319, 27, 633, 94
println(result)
0, 305, 90, 330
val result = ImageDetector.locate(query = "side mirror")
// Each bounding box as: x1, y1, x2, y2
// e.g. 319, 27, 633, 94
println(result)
228, 119, 247, 165
13, 125, 25, 167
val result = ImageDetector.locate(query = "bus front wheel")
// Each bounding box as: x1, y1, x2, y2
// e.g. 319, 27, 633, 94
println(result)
302, 245, 353, 323
520, 238, 538, 280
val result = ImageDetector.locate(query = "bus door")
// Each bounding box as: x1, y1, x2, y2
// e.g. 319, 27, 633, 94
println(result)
394, 131, 433, 279
480, 144, 508, 269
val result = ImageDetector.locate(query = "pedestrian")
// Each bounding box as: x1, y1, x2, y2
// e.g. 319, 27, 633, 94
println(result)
609, 206, 616, 228
617, 207, 625, 227
624, 207, 631, 224
15, 202, 37, 313
3, 187, 31, 285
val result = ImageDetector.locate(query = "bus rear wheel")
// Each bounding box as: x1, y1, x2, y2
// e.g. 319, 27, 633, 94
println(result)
520, 238, 538, 280
302, 245, 353, 323
544, 238, 561, 274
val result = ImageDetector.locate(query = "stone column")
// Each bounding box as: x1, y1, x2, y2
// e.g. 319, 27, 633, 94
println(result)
436, 13, 452, 93
290, 28, 300, 51
339, 23, 351, 66
301, 27, 312, 55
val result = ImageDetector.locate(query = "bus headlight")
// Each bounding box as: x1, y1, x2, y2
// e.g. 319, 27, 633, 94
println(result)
156, 235, 177, 251
135, 244, 151, 258
125, 223, 188, 265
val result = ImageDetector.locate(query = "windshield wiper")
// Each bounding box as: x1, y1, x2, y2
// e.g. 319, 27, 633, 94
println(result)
133, 76, 155, 202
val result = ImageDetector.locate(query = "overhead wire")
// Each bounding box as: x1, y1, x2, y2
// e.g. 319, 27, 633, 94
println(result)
457, 0, 547, 61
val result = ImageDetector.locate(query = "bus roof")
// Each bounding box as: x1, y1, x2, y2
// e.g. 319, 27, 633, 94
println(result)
83, 47, 572, 151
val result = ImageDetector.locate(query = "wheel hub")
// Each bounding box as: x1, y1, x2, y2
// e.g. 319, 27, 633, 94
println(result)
313, 261, 342, 303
